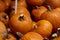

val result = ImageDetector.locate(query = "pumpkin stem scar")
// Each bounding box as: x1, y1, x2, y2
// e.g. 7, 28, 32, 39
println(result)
47, 5, 52, 11
51, 33, 57, 38
19, 14, 24, 21
44, 37, 49, 40
57, 28, 60, 36
16, 32, 23, 38
34, 25, 38, 29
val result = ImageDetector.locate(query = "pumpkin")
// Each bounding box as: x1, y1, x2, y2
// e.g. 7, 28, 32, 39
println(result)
33, 20, 53, 38
20, 32, 44, 40
32, 6, 48, 21
45, 0, 60, 9
40, 7, 60, 32
26, 0, 45, 6
0, 21, 7, 38
0, 0, 6, 12
0, 12, 9, 26
4, 33, 16, 40
9, 12, 33, 34
18, 0, 27, 8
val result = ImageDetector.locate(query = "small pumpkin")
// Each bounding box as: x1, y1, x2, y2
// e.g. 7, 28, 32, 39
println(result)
45, 0, 60, 9
27, 0, 45, 6
32, 6, 48, 21
4, 33, 16, 40
33, 20, 53, 38
0, 21, 7, 38
0, 12, 9, 26
40, 7, 60, 32
9, 13, 33, 34
20, 32, 44, 40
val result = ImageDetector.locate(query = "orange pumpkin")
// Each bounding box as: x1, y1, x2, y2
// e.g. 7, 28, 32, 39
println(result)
9, 13, 33, 34
20, 32, 44, 40
4, 33, 16, 40
32, 6, 48, 21
40, 8, 60, 32
0, 12, 9, 26
33, 20, 53, 38
45, 0, 60, 9
27, 0, 45, 6
0, 21, 7, 38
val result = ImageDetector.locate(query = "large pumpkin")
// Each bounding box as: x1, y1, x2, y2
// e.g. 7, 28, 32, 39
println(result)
20, 32, 44, 40
0, 21, 7, 38
10, 12, 33, 34
33, 20, 53, 38
45, 0, 60, 9
40, 8, 60, 32
32, 6, 48, 21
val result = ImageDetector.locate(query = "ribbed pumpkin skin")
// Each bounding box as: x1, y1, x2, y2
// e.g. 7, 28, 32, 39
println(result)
40, 8, 60, 32
20, 32, 44, 40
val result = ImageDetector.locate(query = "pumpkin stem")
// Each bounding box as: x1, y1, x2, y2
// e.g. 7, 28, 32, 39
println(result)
47, 5, 52, 11
3, 15, 8, 19
16, 32, 23, 38
19, 14, 24, 21
34, 24, 38, 29
44, 37, 49, 40
33, 6, 39, 9
57, 28, 60, 36
6, 35, 10, 39
7, 28, 11, 33
51, 33, 57, 38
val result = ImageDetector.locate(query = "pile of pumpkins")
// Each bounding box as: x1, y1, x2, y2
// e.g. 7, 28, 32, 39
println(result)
0, 0, 60, 40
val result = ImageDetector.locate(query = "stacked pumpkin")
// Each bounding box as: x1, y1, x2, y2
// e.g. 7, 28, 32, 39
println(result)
0, 0, 60, 40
